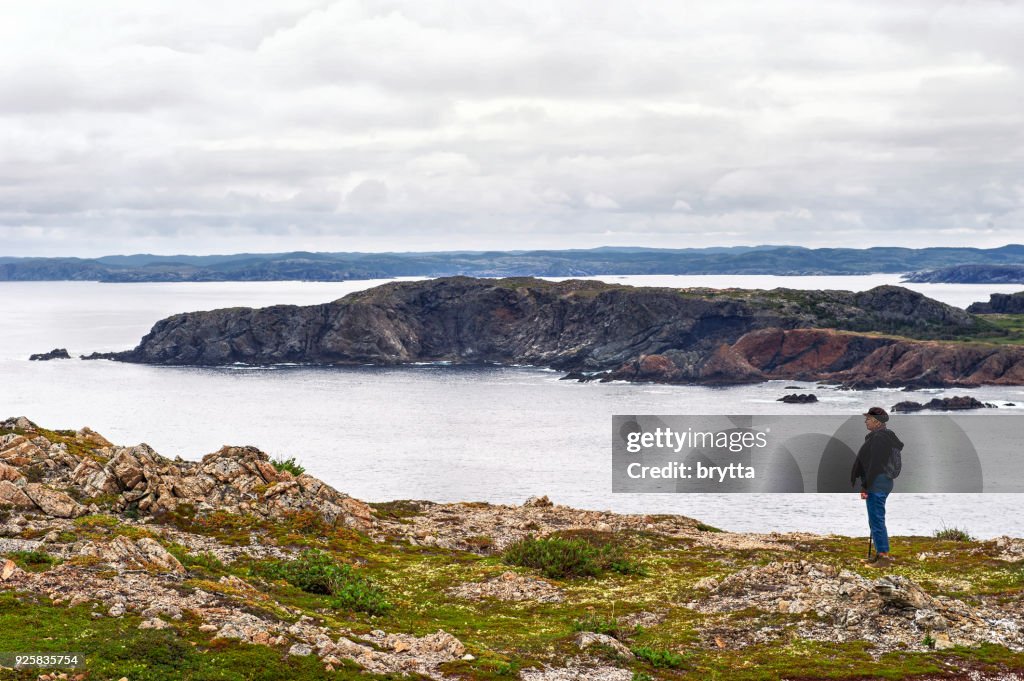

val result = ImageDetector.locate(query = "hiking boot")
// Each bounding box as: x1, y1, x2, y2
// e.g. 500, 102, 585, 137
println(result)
865, 555, 893, 568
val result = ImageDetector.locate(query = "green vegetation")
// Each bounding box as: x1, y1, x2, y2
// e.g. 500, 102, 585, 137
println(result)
631, 646, 690, 669
250, 549, 391, 616
502, 533, 644, 580
934, 525, 974, 542
959, 313, 1024, 345
166, 545, 227, 576
0, 591, 377, 681
3, 549, 59, 572
369, 499, 424, 522
572, 614, 623, 639
269, 455, 305, 477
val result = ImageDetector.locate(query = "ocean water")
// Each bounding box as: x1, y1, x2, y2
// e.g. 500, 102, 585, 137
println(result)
2, 275, 1023, 539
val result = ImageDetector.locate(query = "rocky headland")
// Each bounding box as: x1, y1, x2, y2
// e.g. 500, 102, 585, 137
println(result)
969, 293, 1024, 315
1, 416, 1023, 680
904, 265, 1024, 285
82, 277, 1024, 388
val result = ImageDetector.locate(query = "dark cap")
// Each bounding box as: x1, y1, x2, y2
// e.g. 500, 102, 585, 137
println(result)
863, 406, 889, 422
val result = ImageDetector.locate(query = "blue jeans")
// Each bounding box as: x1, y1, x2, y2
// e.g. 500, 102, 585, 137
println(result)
866, 474, 892, 554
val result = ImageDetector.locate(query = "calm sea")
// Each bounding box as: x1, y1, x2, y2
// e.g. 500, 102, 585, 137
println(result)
2, 275, 1023, 538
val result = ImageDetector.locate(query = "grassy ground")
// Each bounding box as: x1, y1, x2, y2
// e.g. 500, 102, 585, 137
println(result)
4, 507, 1023, 680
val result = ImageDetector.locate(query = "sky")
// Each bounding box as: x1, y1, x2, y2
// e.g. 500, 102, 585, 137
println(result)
2, 1, 1023, 257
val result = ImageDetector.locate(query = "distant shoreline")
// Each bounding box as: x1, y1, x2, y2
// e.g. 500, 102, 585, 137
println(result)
3, 244, 1024, 282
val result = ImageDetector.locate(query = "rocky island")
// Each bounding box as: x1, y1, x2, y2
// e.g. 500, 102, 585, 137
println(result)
2, 416, 1024, 680
85, 277, 1024, 389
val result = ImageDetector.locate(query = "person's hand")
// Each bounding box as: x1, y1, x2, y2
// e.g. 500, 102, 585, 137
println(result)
860, 489, 868, 500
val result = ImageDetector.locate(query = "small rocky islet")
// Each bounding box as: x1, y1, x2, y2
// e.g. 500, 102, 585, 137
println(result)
1, 416, 1023, 679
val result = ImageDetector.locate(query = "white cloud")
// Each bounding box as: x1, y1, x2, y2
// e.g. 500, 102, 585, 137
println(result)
1, 0, 1023, 256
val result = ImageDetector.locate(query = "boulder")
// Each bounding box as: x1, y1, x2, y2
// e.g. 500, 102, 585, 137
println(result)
78, 535, 185, 574
0, 481, 36, 509
777, 393, 818, 404
22, 484, 87, 518
574, 632, 634, 659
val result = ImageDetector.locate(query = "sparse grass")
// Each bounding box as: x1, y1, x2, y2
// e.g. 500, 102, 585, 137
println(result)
74, 513, 120, 529
934, 525, 974, 542
369, 500, 426, 525
571, 614, 622, 639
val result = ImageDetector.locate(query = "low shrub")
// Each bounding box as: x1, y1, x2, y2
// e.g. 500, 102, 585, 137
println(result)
502, 534, 643, 579
250, 549, 390, 615
5, 550, 59, 572
631, 646, 688, 669
933, 525, 973, 542
270, 456, 305, 477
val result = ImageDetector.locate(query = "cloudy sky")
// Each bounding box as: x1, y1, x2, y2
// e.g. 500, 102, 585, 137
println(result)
2, 1, 1022, 256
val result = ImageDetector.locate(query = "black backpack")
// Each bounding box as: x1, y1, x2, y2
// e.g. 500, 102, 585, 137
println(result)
885, 439, 903, 479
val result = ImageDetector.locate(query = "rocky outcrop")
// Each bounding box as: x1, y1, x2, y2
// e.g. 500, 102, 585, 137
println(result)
85, 277, 1014, 388
29, 348, 71, 361
78, 535, 186, 573
727, 328, 1024, 388
0, 418, 373, 531
448, 571, 565, 603
967, 291, 1024, 314
891, 397, 995, 412
778, 393, 818, 404
688, 559, 1023, 652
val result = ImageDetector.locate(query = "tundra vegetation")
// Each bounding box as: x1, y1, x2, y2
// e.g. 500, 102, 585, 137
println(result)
0, 419, 1022, 680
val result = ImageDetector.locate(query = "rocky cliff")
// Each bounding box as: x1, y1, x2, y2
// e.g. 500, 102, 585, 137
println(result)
968, 292, 1024, 314
2, 417, 1023, 679
87, 277, 1021, 388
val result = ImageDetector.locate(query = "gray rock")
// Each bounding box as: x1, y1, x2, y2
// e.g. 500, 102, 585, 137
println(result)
288, 643, 313, 657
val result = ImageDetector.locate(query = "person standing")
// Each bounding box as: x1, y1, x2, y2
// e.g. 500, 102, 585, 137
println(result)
851, 406, 904, 568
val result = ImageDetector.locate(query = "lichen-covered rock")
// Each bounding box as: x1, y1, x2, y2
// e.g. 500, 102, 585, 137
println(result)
23, 484, 87, 518
78, 536, 185, 574
0, 480, 35, 509
448, 571, 564, 603
574, 631, 634, 659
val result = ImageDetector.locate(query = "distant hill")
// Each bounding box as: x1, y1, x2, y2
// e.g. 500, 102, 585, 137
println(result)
2, 245, 1023, 282
902, 263, 1024, 284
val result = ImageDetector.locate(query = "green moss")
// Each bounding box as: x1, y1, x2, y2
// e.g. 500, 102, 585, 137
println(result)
3, 549, 60, 572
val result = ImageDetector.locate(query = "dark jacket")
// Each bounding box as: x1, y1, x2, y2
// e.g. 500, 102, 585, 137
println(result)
851, 427, 904, 491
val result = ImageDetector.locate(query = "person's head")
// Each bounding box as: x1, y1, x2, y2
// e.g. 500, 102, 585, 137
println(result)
863, 406, 889, 431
